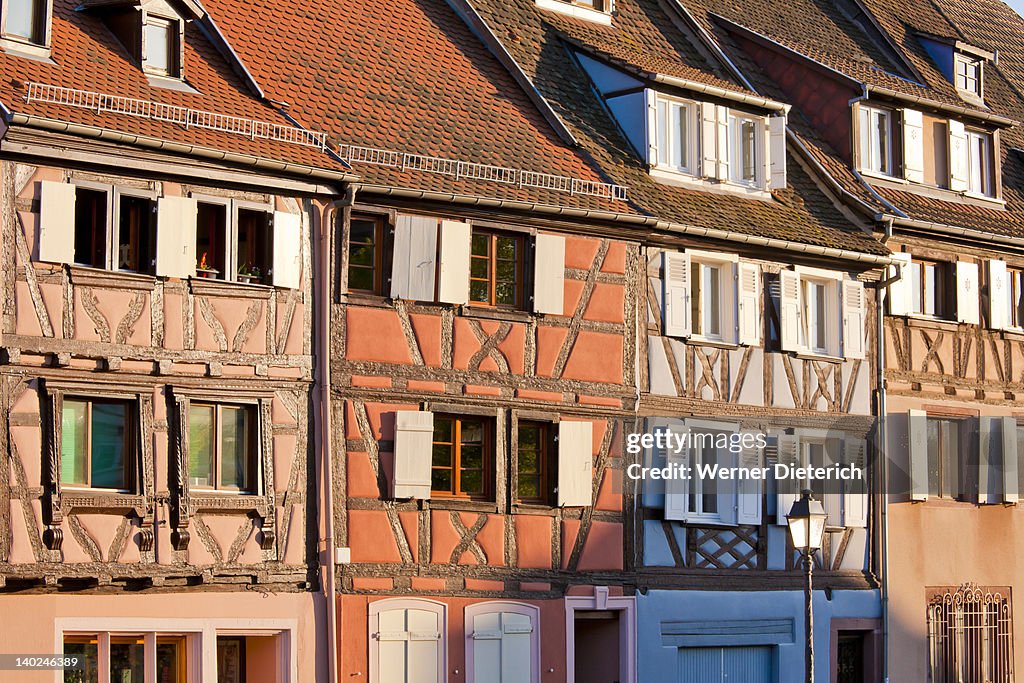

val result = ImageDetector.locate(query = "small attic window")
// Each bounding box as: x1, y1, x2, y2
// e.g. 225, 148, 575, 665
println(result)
535, 0, 612, 25
2, 0, 49, 46
143, 14, 181, 77
954, 53, 983, 98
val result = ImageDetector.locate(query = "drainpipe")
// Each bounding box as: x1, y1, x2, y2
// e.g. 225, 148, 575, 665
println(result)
318, 188, 356, 683
876, 216, 894, 683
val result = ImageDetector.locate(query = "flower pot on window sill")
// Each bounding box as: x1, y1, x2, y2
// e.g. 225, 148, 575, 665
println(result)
196, 268, 220, 279
237, 274, 260, 285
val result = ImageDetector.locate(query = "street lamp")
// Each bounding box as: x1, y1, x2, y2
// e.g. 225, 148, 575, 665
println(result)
787, 489, 827, 683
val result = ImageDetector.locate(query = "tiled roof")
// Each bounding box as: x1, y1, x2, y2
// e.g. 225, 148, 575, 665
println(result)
201, 0, 631, 213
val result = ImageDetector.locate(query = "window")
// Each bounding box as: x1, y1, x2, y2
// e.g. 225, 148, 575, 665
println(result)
928, 585, 1012, 683
565, 0, 608, 10
63, 633, 188, 683
73, 187, 108, 269
908, 259, 950, 318
196, 202, 227, 278
465, 603, 540, 683
60, 397, 136, 491
370, 600, 446, 683
72, 185, 156, 274
431, 415, 493, 499
2, 0, 47, 45
966, 130, 994, 197
143, 15, 180, 77
687, 431, 722, 521
927, 417, 962, 499
654, 96, 694, 174
801, 278, 830, 354
729, 114, 760, 185
955, 54, 983, 98
348, 214, 388, 294
1005, 267, 1024, 328
691, 261, 723, 339
858, 105, 893, 175
116, 194, 156, 273
63, 635, 99, 683
188, 403, 258, 493
469, 230, 524, 308
236, 208, 272, 284
517, 421, 554, 504
194, 200, 275, 284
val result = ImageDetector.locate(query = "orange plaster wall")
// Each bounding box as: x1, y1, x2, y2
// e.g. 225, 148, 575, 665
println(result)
431, 509, 462, 564
535, 326, 569, 378
348, 510, 402, 563
601, 242, 627, 274
514, 514, 553, 569
346, 452, 380, 498
563, 236, 599, 270
345, 308, 413, 364
576, 521, 624, 571
411, 313, 443, 367
561, 519, 580, 570
583, 283, 624, 324
561, 331, 622, 384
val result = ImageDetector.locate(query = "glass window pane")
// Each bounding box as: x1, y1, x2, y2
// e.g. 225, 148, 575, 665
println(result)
61, 400, 88, 486
673, 104, 686, 168
518, 477, 540, 499
496, 282, 515, 305
909, 262, 922, 314
221, 406, 253, 491
348, 244, 374, 267
110, 638, 145, 683
705, 265, 720, 337
657, 100, 668, 166
461, 468, 483, 494
118, 195, 154, 274
91, 401, 129, 490
461, 420, 483, 444
145, 20, 175, 75
64, 636, 99, 683
924, 264, 937, 316
945, 421, 960, 498
740, 119, 757, 181
347, 268, 373, 291
461, 444, 483, 470
5, 0, 42, 42
432, 443, 452, 467
433, 417, 453, 444
196, 203, 227, 279
471, 233, 489, 256
927, 419, 940, 496
156, 638, 184, 683
350, 219, 376, 246
431, 468, 452, 493
496, 237, 516, 260
188, 405, 215, 488
74, 188, 107, 268
470, 280, 489, 303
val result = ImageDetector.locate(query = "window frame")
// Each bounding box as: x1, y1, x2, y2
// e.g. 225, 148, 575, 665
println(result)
926, 415, 965, 500
685, 427, 728, 523
514, 419, 556, 506
141, 11, 184, 79
468, 228, 526, 310
0, 0, 51, 50
857, 104, 894, 177
728, 112, 763, 187
954, 53, 984, 99
186, 401, 260, 494
1006, 267, 1024, 329
964, 128, 995, 197
652, 94, 697, 176
907, 258, 951, 319
191, 194, 275, 285
798, 275, 838, 356
70, 181, 158, 274
346, 213, 390, 295
58, 395, 139, 493
430, 414, 496, 501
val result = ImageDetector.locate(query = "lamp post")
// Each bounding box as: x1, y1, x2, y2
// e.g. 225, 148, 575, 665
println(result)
787, 489, 828, 683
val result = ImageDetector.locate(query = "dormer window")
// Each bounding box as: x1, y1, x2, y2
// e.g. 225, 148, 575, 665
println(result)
965, 129, 994, 196
535, 0, 611, 25
143, 14, 181, 78
730, 113, 761, 186
857, 105, 893, 176
2, 0, 48, 46
653, 95, 697, 174
955, 53, 983, 99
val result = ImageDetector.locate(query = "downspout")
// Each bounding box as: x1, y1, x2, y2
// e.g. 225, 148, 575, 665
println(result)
876, 216, 894, 683
319, 188, 356, 683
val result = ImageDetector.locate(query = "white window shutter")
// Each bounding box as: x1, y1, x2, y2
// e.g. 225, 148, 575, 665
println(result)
737, 262, 761, 346
533, 233, 566, 315
902, 109, 925, 183
949, 119, 969, 191
390, 214, 438, 301
471, 612, 535, 683
700, 102, 718, 179
437, 219, 471, 304
956, 261, 981, 325
908, 409, 928, 501
662, 250, 691, 337
888, 252, 912, 317
38, 181, 77, 264
664, 425, 691, 521
155, 196, 198, 279
736, 431, 763, 525
377, 607, 442, 682
557, 421, 593, 507
842, 438, 868, 528
842, 279, 866, 360
979, 416, 998, 505
779, 270, 801, 352
768, 115, 787, 189
272, 211, 302, 289
716, 105, 730, 180
1002, 417, 1019, 504
393, 411, 434, 499
646, 89, 659, 165
775, 434, 800, 525
987, 259, 1009, 330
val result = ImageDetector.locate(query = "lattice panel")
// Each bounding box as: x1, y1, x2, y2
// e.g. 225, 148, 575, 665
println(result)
688, 526, 759, 569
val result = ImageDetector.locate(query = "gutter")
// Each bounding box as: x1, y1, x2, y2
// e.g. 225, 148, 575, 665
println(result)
5, 113, 360, 184
650, 73, 789, 112
442, 0, 579, 147
865, 85, 1016, 127
356, 183, 898, 266
877, 218, 893, 683
881, 213, 1024, 252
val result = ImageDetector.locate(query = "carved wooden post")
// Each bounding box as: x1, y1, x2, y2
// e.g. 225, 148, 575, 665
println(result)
169, 391, 191, 551
258, 397, 277, 554
40, 380, 63, 550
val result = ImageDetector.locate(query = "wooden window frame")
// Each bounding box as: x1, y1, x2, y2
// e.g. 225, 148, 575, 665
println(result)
347, 213, 388, 295
191, 195, 275, 285
800, 276, 833, 355
0, 0, 52, 49
653, 94, 696, 174
955, 53, 984, 98
515, 420, 555, 505
469, 229, 526, 310
141, 12, 184, 79
1006, 267, 1024, 329
857, 104, 894, 177
559, 0, 608, 12
728, 113, 763, 187
927, 415, 964, 500
908, 259, 951, 319
187, 402, 260, 494
70, 181, 158, 274
965, 129, 995, 198
59, 395, 139, 493
431, 414, 495, 501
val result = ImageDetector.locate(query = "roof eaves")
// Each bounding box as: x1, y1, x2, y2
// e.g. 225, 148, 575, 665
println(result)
442, 0, 579, 147
650, 73, 789, 112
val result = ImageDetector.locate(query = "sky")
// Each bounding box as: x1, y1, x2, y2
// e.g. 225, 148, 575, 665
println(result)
1006, 0, 1024, 18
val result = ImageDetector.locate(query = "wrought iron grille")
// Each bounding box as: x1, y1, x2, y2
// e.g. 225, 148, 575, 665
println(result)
928, 584, 1014, 683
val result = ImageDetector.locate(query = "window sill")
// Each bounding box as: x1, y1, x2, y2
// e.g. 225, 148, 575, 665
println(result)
191, 493, 271, 513
461, 306, 533, 323
792, 350, 844, 363
686, 335, 740, 350
59, 490, 147, 514
1000, 327, 1024, 341
146, 75, 200, 94
68, 266, 157, 291
903, 315, 960, 332
649, 167, 772, 200
864, 173, 1005, 209
343, 292, 392, 308
0, 37, 53, 63
189, 277, 275, 299
534, 0, 612, 25
511, 503, 558, 516
427, 498, 499, 513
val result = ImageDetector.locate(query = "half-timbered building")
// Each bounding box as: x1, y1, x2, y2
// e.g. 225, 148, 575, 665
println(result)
0, 0, 354, 680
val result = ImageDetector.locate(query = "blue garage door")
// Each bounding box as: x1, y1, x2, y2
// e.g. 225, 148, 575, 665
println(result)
678, 646, 773, 682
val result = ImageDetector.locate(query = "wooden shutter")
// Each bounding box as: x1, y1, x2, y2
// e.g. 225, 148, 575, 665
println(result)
737, 262, 761, 346
736, 431, 763, 526
557, 421, 593, 507
390, 214, 438, 301
155, 196, 198, 279
718, 447, 739, 526
533, 233, 566, 315
664, 425, 691, 521
471, 611, 535, 683
437, 219, 471, 304
377, 607, 442, 683
775, 434, 800, 525
662, 250, 691, 337
272, 211, 302, 289
393, 411, 434, 499
768, 115, 787, 189
902, 109, 925, 183
888, 252, 912, 317
716, 105, 730, 180
842, 438, 868, 527
646, 89, 659, 165
988, 259, 1009, 330
1002, 417, 1019, 504
38, 181, 77, 264
956, 261, 981, 325
779, 270, 801, 352
979, 416, 998, 505
700, 102, 718, 179
949, 119, 969, 191
842, 279, 866, 360
908, 409, 928, 501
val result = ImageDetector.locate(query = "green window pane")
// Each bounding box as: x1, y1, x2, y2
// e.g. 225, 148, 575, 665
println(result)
91, 402, 128, 490
189, 405, 215, 488
496, 236, 516, 260
61, 400, 88, 486
432, 443, 453, 467
470, 256, 488, 279
518, 448, 539, 475
496, 260, 516, 281
110, 640, 144, 683
221, 406, 253, 491
460, 444, 483, 469
460, 420, 483, 444
469, 280, 489, 302
496, 282, 516, 305
347, 267, 374, 291
348, 244, 374, 267
350, 219, 376, 245
461, 469, 483, 494
431, 468, 452, 493
63, 638, 99, 683
471, 233, 489, 256
518, 477, 541, 500
433, 417, 452, 444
